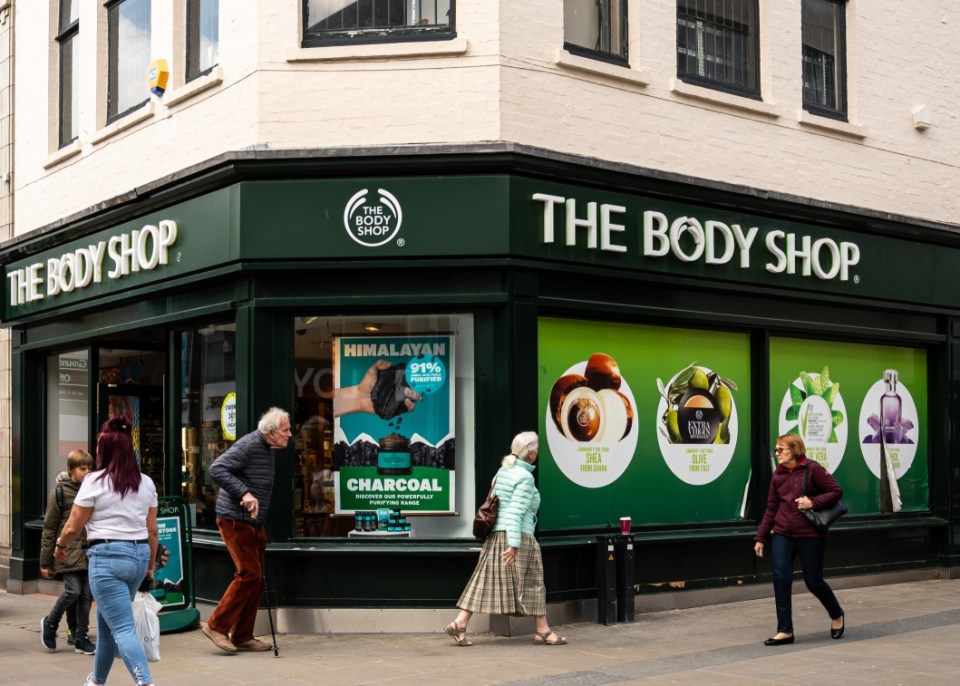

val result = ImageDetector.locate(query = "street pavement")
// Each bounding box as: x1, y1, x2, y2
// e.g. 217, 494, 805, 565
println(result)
2, 577, 960, 685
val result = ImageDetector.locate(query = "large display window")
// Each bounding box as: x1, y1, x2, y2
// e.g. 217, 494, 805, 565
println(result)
769, 337, 928, 513
538, 317, 753, 530
179, 322, 237, 529
292, 314, 474, 538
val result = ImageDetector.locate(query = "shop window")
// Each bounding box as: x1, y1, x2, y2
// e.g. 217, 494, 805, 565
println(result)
56, 0, 80, 147
106, 0, 151, 121
802, 0, 847, 120
186, 0, 219, 82
179, 323, 237, 530
98, 347, 166, 492
564, 0, 628, 64
676, 0, 760, 98
302, 0, 454, 47
45, 350, 90, 494
292, 314, 474, 538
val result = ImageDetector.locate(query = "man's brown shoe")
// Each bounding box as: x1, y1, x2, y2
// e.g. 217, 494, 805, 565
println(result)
235, 638, 272, 652
201, 623, 237, 653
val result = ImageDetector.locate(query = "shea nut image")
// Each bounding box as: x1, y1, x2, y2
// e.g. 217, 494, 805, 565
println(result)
549, 374, 589, 432
585, 353, 622, 391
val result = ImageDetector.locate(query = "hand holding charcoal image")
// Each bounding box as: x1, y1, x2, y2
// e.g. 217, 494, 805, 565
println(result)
334, 359, 423, 418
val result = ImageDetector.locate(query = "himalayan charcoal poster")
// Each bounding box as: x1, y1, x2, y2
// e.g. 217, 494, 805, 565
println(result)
333, 335, 455, 513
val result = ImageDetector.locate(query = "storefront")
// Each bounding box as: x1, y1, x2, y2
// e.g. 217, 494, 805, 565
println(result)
4, 150, 958, 619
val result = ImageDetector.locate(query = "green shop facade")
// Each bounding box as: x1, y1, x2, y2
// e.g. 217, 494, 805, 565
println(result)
4, 148, 959, 623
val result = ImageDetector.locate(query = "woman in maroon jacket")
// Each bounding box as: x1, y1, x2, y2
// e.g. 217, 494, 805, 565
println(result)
754, 434, 845, 646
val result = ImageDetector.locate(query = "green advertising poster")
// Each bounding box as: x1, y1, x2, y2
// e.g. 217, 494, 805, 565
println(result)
333, 335, 455, 513
769, 337, 928, 513
539, 318, 752, 529
151, 499, 187, 610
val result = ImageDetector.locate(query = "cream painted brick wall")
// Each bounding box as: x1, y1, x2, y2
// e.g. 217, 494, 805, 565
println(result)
12, 1, 960, 236
501, 0, 959, 225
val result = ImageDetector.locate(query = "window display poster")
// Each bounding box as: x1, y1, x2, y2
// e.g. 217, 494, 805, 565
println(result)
538, 317, 752, 529
150, 500, 187, 610
769, 337, 928, 513
333, 335, 455, 513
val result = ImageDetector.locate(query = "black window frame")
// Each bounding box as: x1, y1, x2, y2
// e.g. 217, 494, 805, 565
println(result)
676, 0, 761, 100
106, 0, 151, 124
563, 0, 629, 67
801, 0, 848, 121
301, 0, 456, 48
186, 0, 220, 82
56, 0, 80, 148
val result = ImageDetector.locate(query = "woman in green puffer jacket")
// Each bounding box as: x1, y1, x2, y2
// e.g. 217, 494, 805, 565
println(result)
444, 431, 567, 646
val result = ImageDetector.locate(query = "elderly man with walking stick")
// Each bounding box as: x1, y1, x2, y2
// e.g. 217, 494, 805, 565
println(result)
201, 407, 291, 655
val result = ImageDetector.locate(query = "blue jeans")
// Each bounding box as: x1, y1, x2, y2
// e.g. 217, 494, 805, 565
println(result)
771, 533, 843, 634
87, 541, 152, 686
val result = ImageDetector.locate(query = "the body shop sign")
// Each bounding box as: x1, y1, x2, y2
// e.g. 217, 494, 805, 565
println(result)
532, 193, 861, 283
6, 220, 178, 307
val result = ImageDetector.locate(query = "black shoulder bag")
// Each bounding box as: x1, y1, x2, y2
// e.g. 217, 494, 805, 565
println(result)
801, 465, 847, 533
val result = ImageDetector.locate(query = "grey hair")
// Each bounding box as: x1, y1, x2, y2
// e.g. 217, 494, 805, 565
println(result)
257, 407, 290, 434
510, 431, 539, 463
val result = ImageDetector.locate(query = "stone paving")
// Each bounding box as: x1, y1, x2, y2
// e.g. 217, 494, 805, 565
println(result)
2, 578, 959, 685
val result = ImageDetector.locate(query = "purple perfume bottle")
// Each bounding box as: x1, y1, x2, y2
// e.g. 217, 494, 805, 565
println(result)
881, 369, 902, 444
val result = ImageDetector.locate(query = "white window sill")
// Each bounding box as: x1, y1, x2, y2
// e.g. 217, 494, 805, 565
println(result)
90, 101, 155, 145
164, 66, 223, 108
287, 36, 468, 62
797, 109, 866, 139
670, 78, 780, 119
556, 50, 649, 87
44, 139, 82, 169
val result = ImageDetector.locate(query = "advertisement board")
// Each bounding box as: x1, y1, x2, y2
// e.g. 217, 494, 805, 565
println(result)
333, 335, 455, 513
538, 317, 752, 529
769, 337, 928, 513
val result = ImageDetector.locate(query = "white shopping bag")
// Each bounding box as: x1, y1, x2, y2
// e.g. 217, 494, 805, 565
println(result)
132, 590, 162, 662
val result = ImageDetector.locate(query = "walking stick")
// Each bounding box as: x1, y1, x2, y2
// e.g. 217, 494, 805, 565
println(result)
253, 516, 279, 656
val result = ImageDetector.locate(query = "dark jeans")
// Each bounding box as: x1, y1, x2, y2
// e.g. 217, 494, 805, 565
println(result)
48, 570, 92, 638
207, 518, 266, 645
771, 533, 843, 634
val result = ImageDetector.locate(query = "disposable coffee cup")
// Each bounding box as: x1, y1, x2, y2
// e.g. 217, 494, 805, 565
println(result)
620, 517, 631, 534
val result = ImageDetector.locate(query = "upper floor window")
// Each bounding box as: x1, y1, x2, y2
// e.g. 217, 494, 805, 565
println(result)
677, 0, 759, 98
302, 0, 454, 46
802, 0, 847, 119
186, 0, 219, 81
564, 0, 628, 64
57, 0, 80, 147
107, 0, 151, 121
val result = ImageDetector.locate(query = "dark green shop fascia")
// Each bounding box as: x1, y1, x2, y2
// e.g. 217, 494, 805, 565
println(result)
3, 147, 959, 609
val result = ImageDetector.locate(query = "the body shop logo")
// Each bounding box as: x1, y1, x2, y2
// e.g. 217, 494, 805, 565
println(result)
343, 189, 403, 247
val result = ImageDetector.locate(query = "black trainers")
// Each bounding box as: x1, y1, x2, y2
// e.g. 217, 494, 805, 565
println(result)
67, 627, 76, 645
74, 635, 96, 655
40, 616, 57, 651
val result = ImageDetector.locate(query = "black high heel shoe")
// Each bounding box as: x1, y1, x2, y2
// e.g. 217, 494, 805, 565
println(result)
763, 634, 795, 646
830, 614, 845, 640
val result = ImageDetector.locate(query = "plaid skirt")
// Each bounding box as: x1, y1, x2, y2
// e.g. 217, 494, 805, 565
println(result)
457, 531, 546, 616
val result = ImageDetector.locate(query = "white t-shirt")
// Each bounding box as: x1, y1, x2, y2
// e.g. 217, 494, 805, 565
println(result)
74, 471, 158, 540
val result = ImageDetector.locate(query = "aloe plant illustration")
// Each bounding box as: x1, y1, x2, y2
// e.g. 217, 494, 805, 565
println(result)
784, 365, 843, 443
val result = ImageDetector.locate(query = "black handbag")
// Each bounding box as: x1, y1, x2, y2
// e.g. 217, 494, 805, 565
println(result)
801, 466, 847, 533
472, 478, 498, 540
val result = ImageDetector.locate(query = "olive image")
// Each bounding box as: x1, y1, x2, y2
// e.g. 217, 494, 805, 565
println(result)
657, 364, 737, 445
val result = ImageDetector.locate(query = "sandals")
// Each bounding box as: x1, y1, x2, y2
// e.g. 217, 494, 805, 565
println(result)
444, 621, 472, 647
533, 630, 568, 646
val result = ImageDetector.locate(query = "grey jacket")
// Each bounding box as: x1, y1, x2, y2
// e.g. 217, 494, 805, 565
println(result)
210, 430, 276, 524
